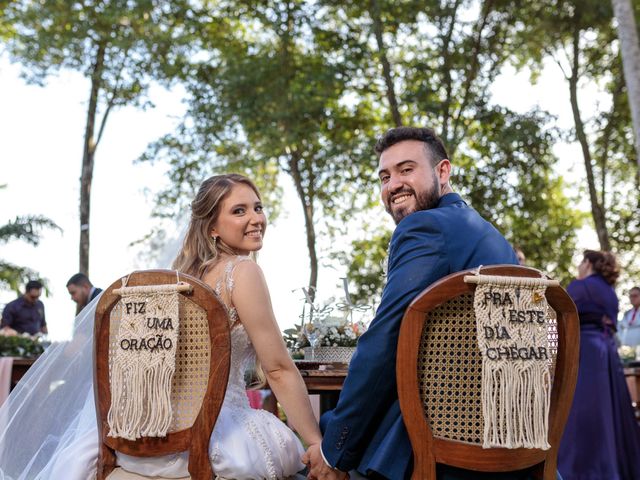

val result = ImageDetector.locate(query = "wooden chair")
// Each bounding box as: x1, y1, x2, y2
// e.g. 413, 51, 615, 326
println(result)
397, 265, 579, 479
93, 270, 231, 480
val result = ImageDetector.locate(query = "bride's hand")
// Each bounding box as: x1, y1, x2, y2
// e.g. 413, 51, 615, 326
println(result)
302, 443, 349, 480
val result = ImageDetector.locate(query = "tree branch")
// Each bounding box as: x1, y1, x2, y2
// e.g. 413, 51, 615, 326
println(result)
369, 0, 402, 126
450, 0, 493, 150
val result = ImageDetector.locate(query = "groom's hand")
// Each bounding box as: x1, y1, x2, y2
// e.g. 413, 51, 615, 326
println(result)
302, 444, 349, 480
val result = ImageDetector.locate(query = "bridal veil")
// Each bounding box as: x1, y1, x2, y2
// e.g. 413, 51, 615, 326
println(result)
0, 295, 101, 480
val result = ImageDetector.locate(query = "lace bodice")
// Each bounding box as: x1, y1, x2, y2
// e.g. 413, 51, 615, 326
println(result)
205, 256, 305, 479
212, 256, 256, 409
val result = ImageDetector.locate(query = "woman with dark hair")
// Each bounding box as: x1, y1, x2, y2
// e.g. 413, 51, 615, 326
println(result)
559, 250, 640, 480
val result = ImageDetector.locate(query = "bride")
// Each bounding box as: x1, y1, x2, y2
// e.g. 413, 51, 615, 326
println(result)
0, 174, 321, 479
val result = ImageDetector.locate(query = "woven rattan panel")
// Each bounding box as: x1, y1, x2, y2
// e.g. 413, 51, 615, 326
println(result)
418, 293, 560, 445
108, 295, 211, 433
418, 293, 483, 444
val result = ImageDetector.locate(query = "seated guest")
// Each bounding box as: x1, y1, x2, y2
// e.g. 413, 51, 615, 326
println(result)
66, 273, 102, 312
1, 280, 47, 335
619, 286, 640, 347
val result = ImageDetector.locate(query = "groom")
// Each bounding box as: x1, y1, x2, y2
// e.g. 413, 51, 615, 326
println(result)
304, 127, 520, 479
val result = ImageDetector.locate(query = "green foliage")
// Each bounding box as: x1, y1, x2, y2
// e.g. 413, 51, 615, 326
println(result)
506, 0, 640, 279
139, 0, 383, 289
2, 1, 193, 99
0, 215, 60, 246
1, 0, 610, 295
456, 107, 583, 285
325, 1, 583, 291
141, 0, 585, 296
282, 327, 305, 359
333, 230, 392, 306
0, 188, 59, 294
2, 1, 199, 274
592, 61, 640, 275
282, 327, 302, 350
0, 261, 42, 294
0, 2, 15, 42
0, 335, 45, 357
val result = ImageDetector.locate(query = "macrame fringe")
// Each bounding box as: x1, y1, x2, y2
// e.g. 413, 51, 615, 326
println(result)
481, 359, 551, 449
108, 356, 175, 440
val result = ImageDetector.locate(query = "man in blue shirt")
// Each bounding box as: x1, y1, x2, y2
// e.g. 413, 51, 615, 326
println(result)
304, 126, 520, 479
2, 280, 47, 335
619, 286, 640, 347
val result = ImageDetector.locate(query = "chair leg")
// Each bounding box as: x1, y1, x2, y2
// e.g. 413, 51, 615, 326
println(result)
541, 457, 558, 480
411, 453, 437, 480
188, 441, 213, 480
97, 444, 117, 480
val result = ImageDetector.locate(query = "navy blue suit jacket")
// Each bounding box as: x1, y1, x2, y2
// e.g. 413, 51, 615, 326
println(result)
321, 193, 519, 479
89, 287, 102, 302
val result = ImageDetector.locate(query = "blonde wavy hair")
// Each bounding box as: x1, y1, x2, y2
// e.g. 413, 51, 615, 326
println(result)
172, 173, 266, 388
172, 173, 262, 278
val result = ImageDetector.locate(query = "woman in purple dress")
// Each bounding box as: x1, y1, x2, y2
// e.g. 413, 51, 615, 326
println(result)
559, 249, 640, 480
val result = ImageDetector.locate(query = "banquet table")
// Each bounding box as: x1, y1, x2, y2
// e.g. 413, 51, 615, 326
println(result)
10, 357, 36, 388
624, 366, 640, 420
0, 356, 37, 406
297, 364, 348, 413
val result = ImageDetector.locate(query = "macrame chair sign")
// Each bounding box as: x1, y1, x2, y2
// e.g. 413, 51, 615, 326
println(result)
396, 265, 579, 480
107, 276, 191, 440
465, 273, 558, 450
93, 270, 231, 480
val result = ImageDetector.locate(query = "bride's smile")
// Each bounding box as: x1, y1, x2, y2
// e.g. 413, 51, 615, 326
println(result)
210, 183, 267, 256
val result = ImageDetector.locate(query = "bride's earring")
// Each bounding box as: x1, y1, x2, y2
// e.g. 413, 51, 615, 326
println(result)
212, 236, 218, 249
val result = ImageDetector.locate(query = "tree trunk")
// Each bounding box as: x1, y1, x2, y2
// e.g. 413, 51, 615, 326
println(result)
568, 27, 611, 250
449, 0, 493, 154
79, 41, 106, 275
275, 4, 319, 298
288, 153, 318, 299
611, 0, 640, 173
370, 0, 402, 127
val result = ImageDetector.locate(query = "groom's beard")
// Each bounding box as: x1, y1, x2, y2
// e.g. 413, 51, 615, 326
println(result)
386, 174, 441, 224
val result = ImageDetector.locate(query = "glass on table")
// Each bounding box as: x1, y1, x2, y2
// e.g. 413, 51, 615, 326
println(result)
302, 323, 321, 361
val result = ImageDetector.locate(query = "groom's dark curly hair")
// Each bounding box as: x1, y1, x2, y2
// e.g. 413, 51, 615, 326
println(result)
374, 126, 449, 166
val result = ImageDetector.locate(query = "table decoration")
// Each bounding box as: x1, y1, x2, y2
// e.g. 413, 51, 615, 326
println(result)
284, 280, 371, 364
619, 345, 636, 363
335, 277, 373, 324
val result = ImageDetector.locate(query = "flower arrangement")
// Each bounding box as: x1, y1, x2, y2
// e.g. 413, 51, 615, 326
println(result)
305, 317, 367, 348
284, 317, 368, 362
619, 345, 636, 363
284, 279, 372, 360
283, 327, 305, 356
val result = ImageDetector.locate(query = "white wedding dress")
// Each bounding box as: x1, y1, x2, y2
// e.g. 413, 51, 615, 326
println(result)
0, 257, 305, 480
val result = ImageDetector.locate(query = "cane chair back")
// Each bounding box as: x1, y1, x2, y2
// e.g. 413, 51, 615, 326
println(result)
94, 270, 230, 480
397, 265, 578, 479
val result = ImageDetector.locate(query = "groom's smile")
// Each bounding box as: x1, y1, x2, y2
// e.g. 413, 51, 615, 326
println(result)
378, 140, 443, 224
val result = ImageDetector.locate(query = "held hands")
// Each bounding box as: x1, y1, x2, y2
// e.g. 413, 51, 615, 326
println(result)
302, 443, 349, 480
